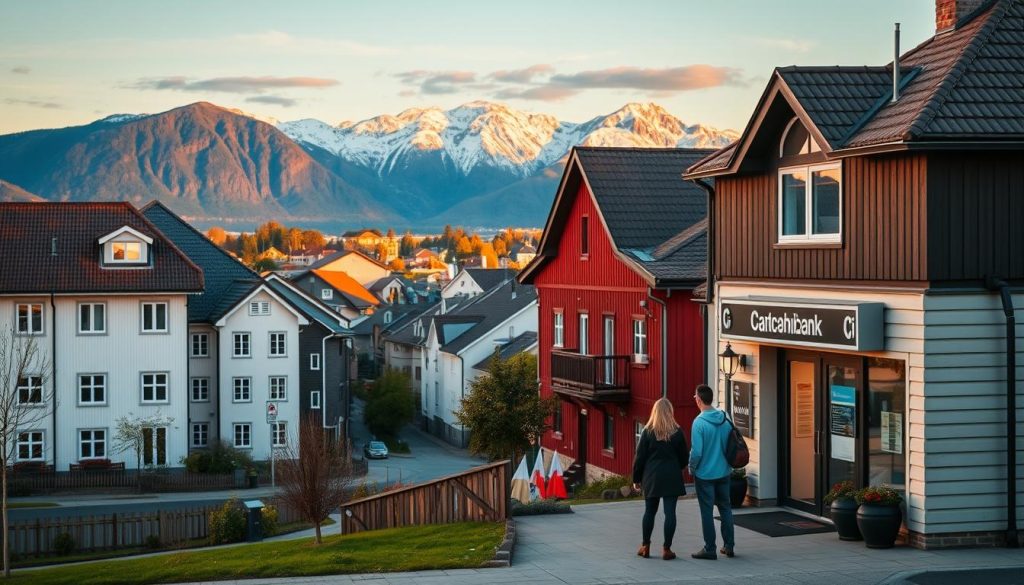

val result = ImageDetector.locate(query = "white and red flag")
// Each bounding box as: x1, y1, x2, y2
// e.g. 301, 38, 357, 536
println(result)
530, 449, 547, 500
511, 455, 531, 504
546, 450, 568, 499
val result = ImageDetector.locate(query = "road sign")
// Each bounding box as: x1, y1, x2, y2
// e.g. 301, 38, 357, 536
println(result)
266, 401, 278, 423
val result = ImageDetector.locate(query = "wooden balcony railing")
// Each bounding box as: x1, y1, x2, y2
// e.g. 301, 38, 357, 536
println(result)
550, 349, 631, 402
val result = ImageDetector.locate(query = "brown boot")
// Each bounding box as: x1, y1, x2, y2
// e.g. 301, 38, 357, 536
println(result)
662, 547, 676, 560
637, 544, 650, 558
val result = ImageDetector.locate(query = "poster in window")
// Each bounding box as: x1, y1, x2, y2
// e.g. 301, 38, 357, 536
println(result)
829, 384, 856, 463
881, 411, 903, 454
795, 383, 814, 438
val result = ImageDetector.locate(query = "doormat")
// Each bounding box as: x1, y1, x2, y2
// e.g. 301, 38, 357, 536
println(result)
720, 511, 835, 537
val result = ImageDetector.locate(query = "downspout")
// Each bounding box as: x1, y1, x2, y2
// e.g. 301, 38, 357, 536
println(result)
49, 292, 56, 468
646, 288, 668, 399
985, 276, 1019, 548
215, 326, 221, 445
321, 333, 332, 430
458, 354, 466, 448
694, 178, 716, 384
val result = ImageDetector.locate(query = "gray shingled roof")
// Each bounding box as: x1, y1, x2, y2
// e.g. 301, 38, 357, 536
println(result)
265, 279, 351, 335
436, 281, 537, 355
777, 66, 895, 147
463, 268, 515, 292
471, 331, 539, 371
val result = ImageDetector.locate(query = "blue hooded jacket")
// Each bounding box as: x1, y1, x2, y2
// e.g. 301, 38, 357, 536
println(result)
688, 408, 733, 481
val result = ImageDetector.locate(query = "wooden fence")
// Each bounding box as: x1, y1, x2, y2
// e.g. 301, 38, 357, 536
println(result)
5, 502, 302, 558
9, 469, 275, 494
340, 460, 510, 534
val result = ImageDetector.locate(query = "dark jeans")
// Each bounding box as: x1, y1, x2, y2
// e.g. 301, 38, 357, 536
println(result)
641, 496, 678, 547
695, 477, 735, 553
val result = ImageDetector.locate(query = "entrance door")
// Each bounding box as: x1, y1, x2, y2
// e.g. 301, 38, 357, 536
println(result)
603, 316, 615, 385
823, 356, 861, 495
579, 314, 589, 355
783, 354, 819, 513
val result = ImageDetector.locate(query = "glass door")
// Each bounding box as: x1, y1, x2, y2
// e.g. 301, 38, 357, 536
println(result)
783, 355, 819, 513
603, 316, 615, 385
825, 356, 862, 493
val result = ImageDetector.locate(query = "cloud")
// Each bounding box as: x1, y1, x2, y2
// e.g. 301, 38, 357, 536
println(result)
130, 75, 338, 94
246, 95, 297, 107
494, 85, 577, 102
11, 66, 30, 74
549, 65, 742, 91
395, 70, 478, 95
4, 97, 61, 109
489, 64, 554, 84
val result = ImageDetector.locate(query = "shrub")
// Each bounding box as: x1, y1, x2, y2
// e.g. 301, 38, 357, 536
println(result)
856, 485, 903, 506
261, 504, 279, 536
573, 475, 631, 500
351, 481, 378, 500
511, 500, 573, 516
208, 498, 246, 544
824, 480, 857, 505
182, 441, 254, 474
52, 532, 75, 556
144, 534, 161, 550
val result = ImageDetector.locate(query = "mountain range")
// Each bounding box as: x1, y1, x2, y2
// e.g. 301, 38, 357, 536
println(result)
0, 101, 737, 230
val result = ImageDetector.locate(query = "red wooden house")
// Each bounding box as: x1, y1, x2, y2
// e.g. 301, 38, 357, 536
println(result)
520, 147, 714, 481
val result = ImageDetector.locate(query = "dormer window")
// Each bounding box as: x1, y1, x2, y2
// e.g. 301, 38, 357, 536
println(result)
99, 226, 152, 267
777, 118, 840, 244
780, 117, 820, 158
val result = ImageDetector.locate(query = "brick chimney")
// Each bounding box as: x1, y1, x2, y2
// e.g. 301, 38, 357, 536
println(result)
936, 0, 985, 32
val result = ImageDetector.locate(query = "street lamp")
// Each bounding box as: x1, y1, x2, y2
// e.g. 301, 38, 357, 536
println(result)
718, 343, 744, 416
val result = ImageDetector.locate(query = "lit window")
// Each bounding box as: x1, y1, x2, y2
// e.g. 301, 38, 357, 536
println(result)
78, 374, 106, 405
232, 377, 251, 402
553, 311, 564, 348
79, 429, 106, 459
269, 332, 287, 357
17, 375, 43, 405
269, 376, 287, 401
192, 423, 209, 447
190, 377, 209, 402
633, 318, 648, 363
141, 372, 169, 403
233, 332, 251, 358
190, 333, 209, 357
15, 304, 43, 335
17, 431, 44, 461
141, 302, 168, 333
233, 423, 251, 448
112, 241, 142, 261
78, 303, 106, 334
779, 163, 842, 243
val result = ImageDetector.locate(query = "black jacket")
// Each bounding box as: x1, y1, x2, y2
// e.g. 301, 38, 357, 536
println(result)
632, 427, 689, 498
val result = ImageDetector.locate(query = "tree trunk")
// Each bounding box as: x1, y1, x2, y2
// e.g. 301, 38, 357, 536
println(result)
314, 522, 323, 545
3, 462, 9, 578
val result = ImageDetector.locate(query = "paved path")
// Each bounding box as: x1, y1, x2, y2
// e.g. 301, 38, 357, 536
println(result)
173, 499, 1024, 585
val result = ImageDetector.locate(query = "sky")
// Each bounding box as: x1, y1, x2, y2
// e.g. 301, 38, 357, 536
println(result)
0, 0, 936, 135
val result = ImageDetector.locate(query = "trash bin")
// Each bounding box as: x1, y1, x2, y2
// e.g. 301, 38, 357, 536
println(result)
243, 499, 265, 542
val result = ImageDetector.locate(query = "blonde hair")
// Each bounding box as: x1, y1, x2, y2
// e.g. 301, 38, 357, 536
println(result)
645, 398, 679, 442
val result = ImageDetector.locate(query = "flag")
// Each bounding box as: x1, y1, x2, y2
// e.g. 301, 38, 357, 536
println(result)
511, 455, 531, 504
546, 450, 568, 499
530, 448, 547, 500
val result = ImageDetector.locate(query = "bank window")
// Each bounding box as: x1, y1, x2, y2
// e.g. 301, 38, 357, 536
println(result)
633, 318, 648, 363
603, 412, 614, 451
141, 302, 168, 333
779, 163, 841, 243
17, 431, 44, 461
78, 303, 106, 334
868, 358, 906, 493
16, 303, 43, 335
553, 311, 564, 348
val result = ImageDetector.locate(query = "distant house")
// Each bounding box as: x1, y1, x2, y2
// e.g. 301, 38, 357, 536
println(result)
304, 249, 390, 287
349, 304, 420, 376
259, 246, 288, 262
291, 268, 379, 320
512, 242, 537, 265
342, 229, 384, 249
367, 275, 407, 305
409, 248, 438, 268
442, 268, 514, 300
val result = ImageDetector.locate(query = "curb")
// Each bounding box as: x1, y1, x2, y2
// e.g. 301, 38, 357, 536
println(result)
481, 518, 516, 568
878, 564, 1024, 585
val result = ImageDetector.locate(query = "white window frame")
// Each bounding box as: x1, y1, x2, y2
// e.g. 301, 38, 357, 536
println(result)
310, 353, 321, 370
78, 428, 107, 460
578, 313, 589, 355
190, 333, 209, 358
268, 331, 287, 358
140, 372, 169, 404
141, 302, 168, 333
248, 301, 271, 316
632, 318, 648, 363
16, 375, 43, 406
77, 302, 106, 334
16, 430, 44, 461
109, 241, 143, 263
321, 289, 334, 300
232, 332, 251, 358
190, 377, 210, 402
78, 373, 107, 406
310, 390, 321, 409
272, 421, 287, 447
269, 376, 287, 401
232, 377, 252, 403
553, 311, 564, 348
233, 423, 252, 449
15, 303, 43, 335
192, 422, 209, 447
777, 161, 843, 244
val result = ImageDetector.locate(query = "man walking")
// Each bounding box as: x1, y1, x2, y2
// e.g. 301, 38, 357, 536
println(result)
689, 384, 735, 559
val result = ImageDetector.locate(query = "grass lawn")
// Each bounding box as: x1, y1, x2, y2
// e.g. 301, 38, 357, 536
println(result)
7, 502, 59, 509
14, 521, 505, 585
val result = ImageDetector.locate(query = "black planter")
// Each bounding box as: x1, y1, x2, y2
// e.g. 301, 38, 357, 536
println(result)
729, 476, 748, 508
829, 498, 862, 541
856, 503, 902, 548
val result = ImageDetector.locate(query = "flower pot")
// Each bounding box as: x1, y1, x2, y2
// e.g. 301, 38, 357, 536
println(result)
729, 476, 748, 508
856, 503, 902, 548
829, 498, 862, 541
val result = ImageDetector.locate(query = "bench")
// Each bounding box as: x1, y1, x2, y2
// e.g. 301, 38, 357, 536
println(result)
69, 459, 126, 472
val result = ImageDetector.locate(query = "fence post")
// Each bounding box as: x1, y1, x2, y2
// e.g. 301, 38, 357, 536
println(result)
112, 513, 118, 548
35, 518, 41, 556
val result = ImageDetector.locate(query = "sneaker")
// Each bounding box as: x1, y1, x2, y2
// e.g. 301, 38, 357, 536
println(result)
691, 548, 718, 560
720, 547, 735, 558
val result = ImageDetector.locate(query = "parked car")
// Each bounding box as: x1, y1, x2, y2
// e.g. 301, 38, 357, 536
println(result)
364, 440, 389, 459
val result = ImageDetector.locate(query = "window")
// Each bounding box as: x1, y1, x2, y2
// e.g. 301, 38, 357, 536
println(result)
269, 376, 287, 401
232, 332, 251, 358
233, 423, 252, 448
111, 241, 142, 262
269, 332, 287, 357
232, 377, 251, 402
633, 318, 648, 363
868, 358, 907, 493
578, 313, 589, 355
580, 216, 589, 255
190, 333, 209, 357
190, 377, 209, 402
141, 372, 168, 403
414, 366, 421, 381
780, 117, 820, 157
16, 304, 43, 335
192, 423, 209, 448
78, 303, 106, 334
78, 374, 106, 405
79, 429, 106, 459
141, 302, 168, 333
272, 422, 287, 447
553, 311, 564, 348
310, 391, 321, 409
142, 427, 167, 466
603, 412, 614, 451
17, 431, 43, 461
384, 311, 393, 324
249, 301, 270, 316
321, 289, 333, 300
309, 353, 321, 370
553, 405, 562, 434
17, 375, 43, 405
778, 163, 842, 243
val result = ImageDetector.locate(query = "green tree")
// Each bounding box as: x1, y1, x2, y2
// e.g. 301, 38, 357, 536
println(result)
456, 351, 552, 461
399, 232, 416, 256
253, 257, 279, 272
364, 369, 414, 439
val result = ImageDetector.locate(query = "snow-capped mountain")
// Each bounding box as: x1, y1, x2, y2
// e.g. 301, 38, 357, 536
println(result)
278, 101, 737, 179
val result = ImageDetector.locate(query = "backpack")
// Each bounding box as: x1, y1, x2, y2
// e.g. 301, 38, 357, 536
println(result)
724, 415, 750, 468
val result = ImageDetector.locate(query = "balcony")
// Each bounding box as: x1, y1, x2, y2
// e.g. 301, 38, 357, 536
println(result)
550, 349, 631, 402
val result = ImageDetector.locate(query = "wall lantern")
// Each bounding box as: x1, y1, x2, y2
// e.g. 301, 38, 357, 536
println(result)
718, 342, 746, 416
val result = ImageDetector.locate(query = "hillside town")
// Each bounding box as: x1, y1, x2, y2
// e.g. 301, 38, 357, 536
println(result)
0, 1, 1023, 584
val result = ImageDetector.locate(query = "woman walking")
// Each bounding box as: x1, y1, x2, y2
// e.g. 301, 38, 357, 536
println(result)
632, 397, 689, 560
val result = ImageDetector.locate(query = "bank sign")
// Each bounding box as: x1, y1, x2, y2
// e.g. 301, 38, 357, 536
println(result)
720, 297, 884, 351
